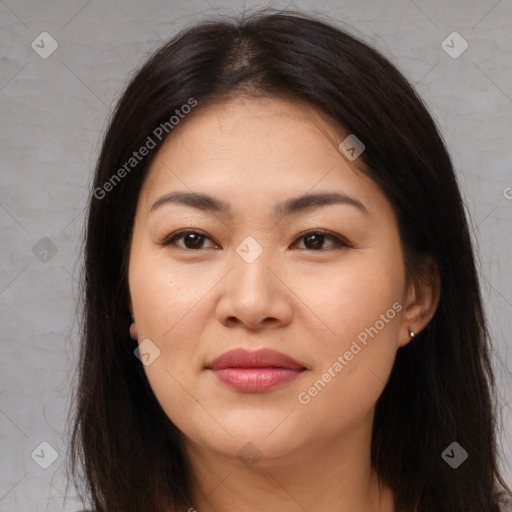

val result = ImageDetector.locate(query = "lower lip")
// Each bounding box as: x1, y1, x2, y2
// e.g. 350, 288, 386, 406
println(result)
210, 368, 304, 392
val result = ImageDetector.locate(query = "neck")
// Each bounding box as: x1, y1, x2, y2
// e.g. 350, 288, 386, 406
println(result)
181, 415, 395, 512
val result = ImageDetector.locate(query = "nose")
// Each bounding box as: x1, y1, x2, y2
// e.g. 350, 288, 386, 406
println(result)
215, 243, 293, 330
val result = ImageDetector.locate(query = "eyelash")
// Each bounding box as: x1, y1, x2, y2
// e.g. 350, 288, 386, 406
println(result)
160, 229, 352, 251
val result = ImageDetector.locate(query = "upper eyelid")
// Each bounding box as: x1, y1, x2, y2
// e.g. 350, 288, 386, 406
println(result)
161, 229, 220, 249
294, 230, 352, 248
163, 228, 216, 243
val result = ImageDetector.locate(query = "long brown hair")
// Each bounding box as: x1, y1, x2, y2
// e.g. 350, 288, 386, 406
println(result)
68, 10, 511, 512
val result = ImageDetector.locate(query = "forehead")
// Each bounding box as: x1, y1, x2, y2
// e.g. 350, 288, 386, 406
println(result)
137, 95, 391, 221
155, 96, 340, 158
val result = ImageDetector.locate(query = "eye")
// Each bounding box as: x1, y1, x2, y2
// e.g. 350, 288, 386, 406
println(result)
160, 229, 351, 251
292, 230, 351, 251
161, 229, 219, 250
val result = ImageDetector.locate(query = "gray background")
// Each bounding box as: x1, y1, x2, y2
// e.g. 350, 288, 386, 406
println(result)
1, 0, 511, 510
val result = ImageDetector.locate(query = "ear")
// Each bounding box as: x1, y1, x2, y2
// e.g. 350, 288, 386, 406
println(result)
398, 256, 440, 347
129, 319, 138, 340
128, 301, 138, 340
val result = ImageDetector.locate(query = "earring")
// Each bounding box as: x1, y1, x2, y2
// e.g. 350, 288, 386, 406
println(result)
130, 313, 134, 323
408, 327, 416, 339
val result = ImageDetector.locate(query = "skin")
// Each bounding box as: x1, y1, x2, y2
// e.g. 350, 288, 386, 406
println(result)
128, 95, 439, 512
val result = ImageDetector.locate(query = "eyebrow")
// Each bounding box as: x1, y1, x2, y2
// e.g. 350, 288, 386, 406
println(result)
149, 190, 368, 217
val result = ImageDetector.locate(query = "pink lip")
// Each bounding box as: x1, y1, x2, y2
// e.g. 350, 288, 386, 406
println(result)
206, 348, 306, 392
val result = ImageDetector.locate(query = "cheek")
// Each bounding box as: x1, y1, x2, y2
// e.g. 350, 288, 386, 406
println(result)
292, 247, 404, 349
295, 302, 402, 439
128, 257, 211, 431
292, 252, 404, 423
128, 240, 226, 401
129, 247, 210, 341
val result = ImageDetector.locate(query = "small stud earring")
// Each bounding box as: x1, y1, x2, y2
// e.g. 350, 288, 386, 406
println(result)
408, 327, 415, 339
130, 313, 134, 323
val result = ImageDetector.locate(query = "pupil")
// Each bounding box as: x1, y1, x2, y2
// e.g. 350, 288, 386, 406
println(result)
185, 233, 202, 248
306, 234, 323, 249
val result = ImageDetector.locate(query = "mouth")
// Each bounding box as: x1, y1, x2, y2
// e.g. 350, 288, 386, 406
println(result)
205, 348, 307, 393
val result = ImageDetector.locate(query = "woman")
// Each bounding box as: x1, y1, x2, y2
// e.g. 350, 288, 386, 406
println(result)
68, 10, 511, 512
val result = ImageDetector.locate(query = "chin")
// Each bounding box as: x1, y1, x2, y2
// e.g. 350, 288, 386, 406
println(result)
181, 413, 311, 464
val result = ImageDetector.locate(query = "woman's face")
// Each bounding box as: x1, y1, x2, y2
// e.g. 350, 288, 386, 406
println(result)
128, 95, 415, 466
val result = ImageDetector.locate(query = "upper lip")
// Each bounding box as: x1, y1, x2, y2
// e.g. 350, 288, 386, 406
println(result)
206, 348, 306, 370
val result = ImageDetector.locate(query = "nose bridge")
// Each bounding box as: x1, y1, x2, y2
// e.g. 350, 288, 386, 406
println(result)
231, 235, 275, 296
215, 234, 292, 328
235, 234, 267, 267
